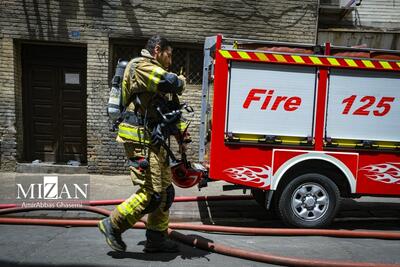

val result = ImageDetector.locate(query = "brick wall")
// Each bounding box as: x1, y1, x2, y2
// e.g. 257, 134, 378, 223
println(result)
0, 0, 317, 173
14, 42, 23, 165
0, 36, 18, 171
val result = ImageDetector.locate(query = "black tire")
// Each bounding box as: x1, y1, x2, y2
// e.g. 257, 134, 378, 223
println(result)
277, 173, 340, 228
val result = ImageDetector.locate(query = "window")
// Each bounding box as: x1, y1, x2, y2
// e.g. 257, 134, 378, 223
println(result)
111, 41, 203, 85
169, 47, 203, 85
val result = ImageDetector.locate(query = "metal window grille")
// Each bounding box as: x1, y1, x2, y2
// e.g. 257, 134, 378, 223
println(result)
111, 42, 203, 85
111, 44, 143, 71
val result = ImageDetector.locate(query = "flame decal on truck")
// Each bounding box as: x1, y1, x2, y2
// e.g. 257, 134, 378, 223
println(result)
224, 165, 272, 188
361, 163, 400, 184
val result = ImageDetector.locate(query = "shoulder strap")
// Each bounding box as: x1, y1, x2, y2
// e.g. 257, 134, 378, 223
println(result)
122, 57, 142, 106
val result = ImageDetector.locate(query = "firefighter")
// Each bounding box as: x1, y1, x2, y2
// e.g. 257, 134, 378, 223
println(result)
98, 35, 186, 253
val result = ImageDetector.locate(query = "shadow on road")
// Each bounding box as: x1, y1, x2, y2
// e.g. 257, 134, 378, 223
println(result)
333, 198, 400, 230
0, 260, 108, 267
106, 237, 211, 262
197, 198, 400, 231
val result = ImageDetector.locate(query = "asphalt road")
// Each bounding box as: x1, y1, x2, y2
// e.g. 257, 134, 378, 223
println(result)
0, 223, 400, 267
0, 172, 399, 266
0, 197, 400, 267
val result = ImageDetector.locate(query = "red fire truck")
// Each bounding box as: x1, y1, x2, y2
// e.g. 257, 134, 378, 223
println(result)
197, 35, 400, 228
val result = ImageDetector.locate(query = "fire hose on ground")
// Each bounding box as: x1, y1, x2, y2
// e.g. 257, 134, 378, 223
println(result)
0, 195, 255, 209
0, 196, 399, 267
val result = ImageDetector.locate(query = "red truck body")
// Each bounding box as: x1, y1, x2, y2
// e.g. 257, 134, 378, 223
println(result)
199, 35, 400, 227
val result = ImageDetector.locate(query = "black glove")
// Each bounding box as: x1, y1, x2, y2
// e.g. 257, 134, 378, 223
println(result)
158, 73, 184, 94
164, 184, 175, 211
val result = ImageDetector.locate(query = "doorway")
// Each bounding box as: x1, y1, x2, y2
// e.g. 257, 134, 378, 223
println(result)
22, 43, 87, 164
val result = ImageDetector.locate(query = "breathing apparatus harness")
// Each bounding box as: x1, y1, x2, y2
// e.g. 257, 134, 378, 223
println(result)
107, 59, 204, 188
133, 93, 203, 188
141, 93, 191, 163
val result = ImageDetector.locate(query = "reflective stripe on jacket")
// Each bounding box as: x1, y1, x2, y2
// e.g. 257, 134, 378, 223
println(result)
118, 123, 150, 144
118, 49, 186, 144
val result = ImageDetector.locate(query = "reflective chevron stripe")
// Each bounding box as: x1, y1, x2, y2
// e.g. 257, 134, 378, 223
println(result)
218, 50, 400, 71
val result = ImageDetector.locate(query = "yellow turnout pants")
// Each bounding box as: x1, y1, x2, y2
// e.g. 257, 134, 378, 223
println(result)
110, 143, 172, 232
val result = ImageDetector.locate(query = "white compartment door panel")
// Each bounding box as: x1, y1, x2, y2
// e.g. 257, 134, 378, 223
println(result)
326, 69, 400, 142
227, 62, 317, 137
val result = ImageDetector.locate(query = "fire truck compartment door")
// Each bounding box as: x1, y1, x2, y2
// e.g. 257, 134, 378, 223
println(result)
226, 61, 316, 137
326, 69, 400, 142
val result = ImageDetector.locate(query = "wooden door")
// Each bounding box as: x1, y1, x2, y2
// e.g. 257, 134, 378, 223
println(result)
22, 44, 87, 163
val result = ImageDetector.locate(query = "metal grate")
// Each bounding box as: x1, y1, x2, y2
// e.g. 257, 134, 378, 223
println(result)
112, 42, 203, 85
170, 47, 186, 75
188, 49, 203, 84
112, 44, 143, 71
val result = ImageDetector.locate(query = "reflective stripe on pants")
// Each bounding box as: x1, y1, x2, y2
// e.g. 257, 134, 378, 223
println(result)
111, 186, 170, 232
110, 146, 172, 232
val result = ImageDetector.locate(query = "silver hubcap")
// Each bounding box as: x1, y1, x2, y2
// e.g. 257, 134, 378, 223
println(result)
291, 183, 329, 221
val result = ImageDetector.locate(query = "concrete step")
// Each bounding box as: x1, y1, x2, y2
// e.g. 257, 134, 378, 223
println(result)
16, 163, 87, 174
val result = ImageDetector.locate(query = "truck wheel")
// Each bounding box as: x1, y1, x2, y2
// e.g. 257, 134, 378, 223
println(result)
278, 173, 340, 228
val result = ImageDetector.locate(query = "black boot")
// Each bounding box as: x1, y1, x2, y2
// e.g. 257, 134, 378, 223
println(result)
98, 217, 127, 252
144, 229, 179, 253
